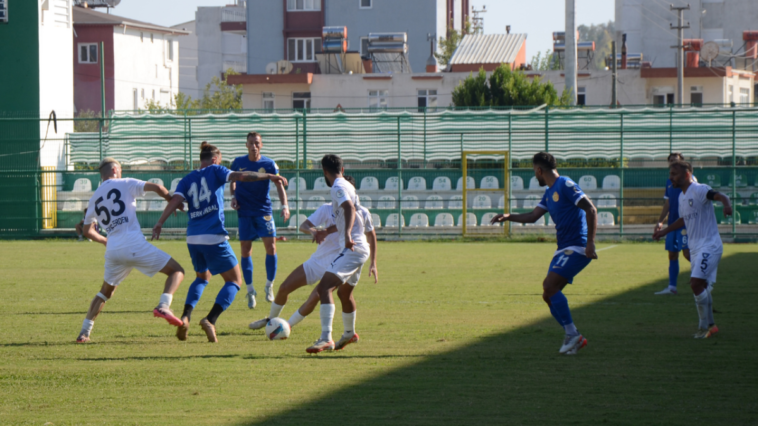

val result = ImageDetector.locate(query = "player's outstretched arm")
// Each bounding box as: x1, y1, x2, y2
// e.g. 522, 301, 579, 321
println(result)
152, 194, 185, 240
143, 182, 176, 205
491, 207, 547, 224
229, 171, 288, 187
83, 223, 107, 246
655, 198, 670, 233
708, 190, 732, 217
274, 179, 290, 221
653, 217, 684, 241
366, 229, 378, 283
578, 198, 598, 259
299, 219, 318, 236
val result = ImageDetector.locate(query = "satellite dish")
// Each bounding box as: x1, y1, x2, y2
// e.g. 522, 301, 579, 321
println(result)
104, 0, 121, 7
265, 62, 278, 75
701, 42, 720, 62
276, 60, 294, 74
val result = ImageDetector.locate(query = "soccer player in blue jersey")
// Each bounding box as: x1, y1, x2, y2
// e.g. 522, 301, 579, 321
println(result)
230, 132, 290, 309
653, 152, 691, 295
491, 152, 598, 355
152, 142, 288, 342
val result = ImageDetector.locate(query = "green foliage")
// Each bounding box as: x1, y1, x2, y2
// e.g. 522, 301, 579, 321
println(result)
145, 68, 243, 113
530, 49, 559, 71
453, 64, 567, 108
578, 21, 615, 70
73, 110, 102, 133
435, 19, 472, 67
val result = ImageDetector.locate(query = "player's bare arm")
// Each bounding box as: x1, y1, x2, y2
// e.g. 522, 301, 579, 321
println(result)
578, 197, 598, 259
312, 224, 337, 244
274, 178, 290, 221
230, 180, 238, 210
83, 222, 107, 246
229, 171, 288, 186
653, 217, 685, 241
341, 199, 356, 250
152, 194, 186, 240
708, 190, 732, 216
366, 229, 378, 284
655, 198, 670, 233
490, 207, 547, 224
143, 182, 179, 206
299, 219, 320, 238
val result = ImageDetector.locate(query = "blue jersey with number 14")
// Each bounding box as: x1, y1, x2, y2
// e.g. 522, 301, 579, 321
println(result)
175, 165, 231, 237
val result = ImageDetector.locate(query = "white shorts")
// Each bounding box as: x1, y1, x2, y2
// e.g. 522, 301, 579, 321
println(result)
303, 256, 329, 286
690, 250, 722, 284
326, 247, 370, 286
103, 240, 172, 286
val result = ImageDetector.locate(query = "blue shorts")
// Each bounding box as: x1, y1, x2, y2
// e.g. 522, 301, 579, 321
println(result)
238, 215, 276, 241
548, 249, 592, 284
665, 228, 689, 252
188, 241, 238, 275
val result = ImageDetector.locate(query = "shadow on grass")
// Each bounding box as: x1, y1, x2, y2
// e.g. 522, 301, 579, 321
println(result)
241, 253, 758, 426
14, 310, 149, 316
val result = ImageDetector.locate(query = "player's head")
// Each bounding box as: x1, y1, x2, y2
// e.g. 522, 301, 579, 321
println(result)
669, 160, 693, 188
668, 152, 684, 165
344, 175, 356, 188
321, 154, 344, 186
246, 132, 262, 158
532, 152, 557, 186
98, 157, 121, 180
199, 141, 222, 165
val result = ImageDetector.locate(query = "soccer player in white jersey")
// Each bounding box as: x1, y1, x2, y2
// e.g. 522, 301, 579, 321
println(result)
76, 158, 186, 343
654, 161, 732, 338
306, 155, 372, 353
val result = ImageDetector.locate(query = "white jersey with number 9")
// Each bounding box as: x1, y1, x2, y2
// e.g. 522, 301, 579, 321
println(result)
84, 178, 147, 252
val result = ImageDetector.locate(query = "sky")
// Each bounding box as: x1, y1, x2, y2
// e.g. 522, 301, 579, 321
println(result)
109, 0, 615, 61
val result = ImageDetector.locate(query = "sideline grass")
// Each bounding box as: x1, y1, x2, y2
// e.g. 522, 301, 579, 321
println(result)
0, 241, 756, 425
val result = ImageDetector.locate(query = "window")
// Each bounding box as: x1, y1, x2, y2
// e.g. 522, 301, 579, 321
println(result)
167, 39, 174, 61
0, 0, 7, 23
133, 89, 139, 110
293, 92, 311, 110
152, 89, 156, 100
653, 93, 675, 107
150, 33, 154, 43
417, 89, 437, 112
577, 87, 586, 106
287, 38, 321, 62
369, 90, 388, 111
78, 43, 98, 64
360, 37, 370, 57
140, 32, 144, 42
740, 88, 750, 105
691, 92, 703, 107
360, 0, 372, 8
141, 89, 145, 99
728, 85, 734, 104
263, 92, 275, 111
287, 0, 320, 11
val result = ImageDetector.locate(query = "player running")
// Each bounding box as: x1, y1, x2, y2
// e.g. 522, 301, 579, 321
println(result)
230, 132, 289, 309
306, 155, 372, 354
653, 161, 731, 338
76, 158, 186, 343
490, 152, 598, 355
152, 142, 288, 343
653, 152, 692, 295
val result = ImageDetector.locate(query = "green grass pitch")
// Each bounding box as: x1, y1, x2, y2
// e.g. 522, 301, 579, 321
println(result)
1, 240, 757, 425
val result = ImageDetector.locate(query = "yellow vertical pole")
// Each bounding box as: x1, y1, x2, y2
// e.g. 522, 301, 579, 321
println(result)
462, 152, 467, 236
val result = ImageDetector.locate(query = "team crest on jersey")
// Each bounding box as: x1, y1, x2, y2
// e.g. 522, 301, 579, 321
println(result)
565, 180, 575, 187
564, 249, 574, 255
337, 189, 345, 198
263, 215, 272, 221
258, 167, 266, 173
681, 229, 687, 236
552, 192, 559, 202
688, 199, 693, 206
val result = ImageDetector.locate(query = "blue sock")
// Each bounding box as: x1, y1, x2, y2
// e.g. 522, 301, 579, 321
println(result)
549, 291, 574, 329
265, 254, 277, 282
215, 282, 240, 310
668, 260, 679, 289
241, 256, 253, 289
185, 277, 209, 308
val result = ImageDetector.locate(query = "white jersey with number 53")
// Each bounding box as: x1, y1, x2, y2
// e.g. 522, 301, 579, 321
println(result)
84, 178, 147, 252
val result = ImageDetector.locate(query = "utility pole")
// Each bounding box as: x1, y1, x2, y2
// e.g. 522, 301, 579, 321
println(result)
670, 4, 690, 107
611, 40, 617, 108
565, 0, 577, 106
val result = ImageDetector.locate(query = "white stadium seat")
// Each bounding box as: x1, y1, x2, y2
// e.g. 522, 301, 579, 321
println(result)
578, 175, 597, 190
510, 176, 524, 191
472, 194, 492, 209
271, 197, 282, 211
62, 200, 82, 211
425, 195, 444, 210
384, 213, 405, 228
313, 177, 329, 191
377, 196, 396, 210
148, 199, 168, 211
360, 176, 379, 191
598, 211, 615, 226
480, 176, 499, 189
434, 213, 455, 227
169, 178, 182, 193
407, 176, 427, 191
288, 177, 307, 192
481, 212, 501, 226
371, 213, 381, 228
432, 176, 452, 191
269, 181, 277, 192
408, 213, 429, 227
147, 178, 164, 187
597, 194, 617, 208
523, 195, 542, 209
528, 176, 542, 190
223, 198, 232, 211
498, 195, 506, 209
135, 199, 148, 211
72, 178, 92, 192
456, 176, 476, 191
288, 214, 307, 229
384, 177, 399, 191
306, 196, 325, 210
224, 183, 232, 195
602, 175, 621, 190
457, 213, 477, 227
358, 194, 372, 208
448, 195, 463, 209
401, 195, 419, 209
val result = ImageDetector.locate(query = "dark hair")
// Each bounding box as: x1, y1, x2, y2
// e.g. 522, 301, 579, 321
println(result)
532, 152, 557, 170
321, 154, 343, 175
668, 152, 684, 161
247, 132, 262, 141
199, 141, 221, 161
669, 160, 692, 174
344, 175, 356, 187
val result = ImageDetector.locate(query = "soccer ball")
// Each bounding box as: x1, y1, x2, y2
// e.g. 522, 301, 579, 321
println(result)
265, 317, 291, 341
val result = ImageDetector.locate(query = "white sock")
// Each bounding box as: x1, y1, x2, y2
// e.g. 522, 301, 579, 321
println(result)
288, 310, 306, 327
564, 323, 578, 336
246, 284, 255, 293
265, 280, 274, 288
159, 293, 173, 308
342, 311, 356, 335
320, 304, 335, 342
81, 319, 94, 336
694, 290, 709, 329
269, 302, 284, 319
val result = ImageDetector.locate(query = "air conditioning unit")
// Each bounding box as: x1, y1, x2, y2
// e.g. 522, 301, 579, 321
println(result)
0, 0, 8, 23
652, 86, 674, 95
690, 85, 704, 93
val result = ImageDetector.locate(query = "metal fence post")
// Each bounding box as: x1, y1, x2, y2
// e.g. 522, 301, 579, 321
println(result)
295, 116, 300, 237
732, 108, 737, 239
620, 112, 625, 238
99, 41, 106, 162
423, 108, 427, 168
669, 103, 673, 154
183, 112, 188, 169
302, 109, 308, 170
188, 117, 193, 169
397, 116, 403, 237
508, 113, 513, 236
545, 105, 550, 152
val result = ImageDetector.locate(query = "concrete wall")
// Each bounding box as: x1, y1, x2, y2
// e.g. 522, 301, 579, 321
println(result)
643, 73, 753, 104
247, 0, 284, 75
173, 20, 200, 99
196, 6, 247, 94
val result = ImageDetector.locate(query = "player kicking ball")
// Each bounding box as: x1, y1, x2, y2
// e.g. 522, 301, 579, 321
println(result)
306, 155, 372, 353
153, 142, 288, 342
491, 152, 598, 355
654, 161, 730, 338
76, 158, 186, 343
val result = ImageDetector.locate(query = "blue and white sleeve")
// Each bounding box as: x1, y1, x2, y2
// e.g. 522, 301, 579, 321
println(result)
564, 180, 587, 205
537, 191, 548, 210
174, 177, 187, 200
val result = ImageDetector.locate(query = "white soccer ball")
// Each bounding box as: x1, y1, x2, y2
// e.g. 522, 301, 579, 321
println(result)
265, 317, 291, 341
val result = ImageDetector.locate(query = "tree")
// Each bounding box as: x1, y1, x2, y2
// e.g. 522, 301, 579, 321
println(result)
435, 19, 473, 67
578, 21, 615, 70
452, 64, 570, 108
530, 49, 560, 71
147, 68, 243, 113
74, 110, 101, 132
